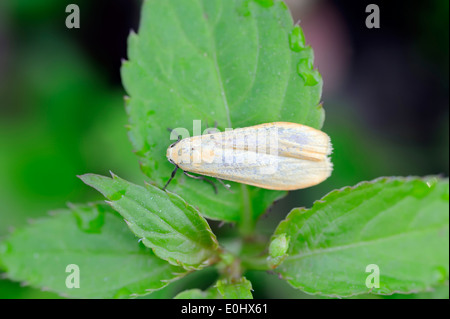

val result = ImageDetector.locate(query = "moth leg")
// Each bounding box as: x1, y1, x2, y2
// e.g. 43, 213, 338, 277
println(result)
216, 178, 234, 193
183, 171, 218, 194
163, 166, 179, 191
205, 120, 219, 134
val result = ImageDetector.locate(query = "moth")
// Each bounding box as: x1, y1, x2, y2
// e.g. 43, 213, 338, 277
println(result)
164, 122, 333, 191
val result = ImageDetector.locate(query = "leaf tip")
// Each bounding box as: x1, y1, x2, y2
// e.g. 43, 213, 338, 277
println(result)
109, 171, 118, 179
77, 173, 97, 185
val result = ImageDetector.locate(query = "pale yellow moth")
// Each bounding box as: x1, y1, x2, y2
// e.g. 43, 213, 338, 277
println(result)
164, 122, 333, 191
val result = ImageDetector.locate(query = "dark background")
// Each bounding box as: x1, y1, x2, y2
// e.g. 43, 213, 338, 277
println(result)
0, 0, 448, 298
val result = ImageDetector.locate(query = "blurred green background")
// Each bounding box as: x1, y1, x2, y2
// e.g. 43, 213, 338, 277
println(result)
0, 0, 448, 298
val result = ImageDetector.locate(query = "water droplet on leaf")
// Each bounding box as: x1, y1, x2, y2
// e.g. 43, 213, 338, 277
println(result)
109, 189, 126, 201
71, 204, 106, 233
297, 59, 320, 86
289, 26, 305, 52
410, 180, 432, 199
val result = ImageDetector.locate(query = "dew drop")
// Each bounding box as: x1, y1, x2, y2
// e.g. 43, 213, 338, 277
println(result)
109, 189, 126, 201
296, 59, 320, 86
289, 26, 305, 52
72, 204, 106, 233
410, 180, 431, 199
134, 142, 151, 157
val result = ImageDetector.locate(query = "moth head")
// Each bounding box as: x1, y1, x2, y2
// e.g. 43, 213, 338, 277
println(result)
166, 138, 183, 165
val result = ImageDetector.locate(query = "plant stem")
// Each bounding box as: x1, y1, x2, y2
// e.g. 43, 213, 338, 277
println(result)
239, 184, 254, 237
240, 254, 270, 272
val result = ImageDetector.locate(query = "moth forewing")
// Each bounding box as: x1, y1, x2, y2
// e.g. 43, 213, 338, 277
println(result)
243, 130, 257, 165
165, 122, 333, 191
256, 127, 279, 175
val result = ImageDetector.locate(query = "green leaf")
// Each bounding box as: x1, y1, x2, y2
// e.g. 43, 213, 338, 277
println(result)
174, 277, 253, 299
174, 288, 220, 299
216, 277, 253, 299
0, 203, 186, 298
382, 284, 449, 299
121, 0, 323, 225
274, 177, 449, 297
80, 173, 219, 269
